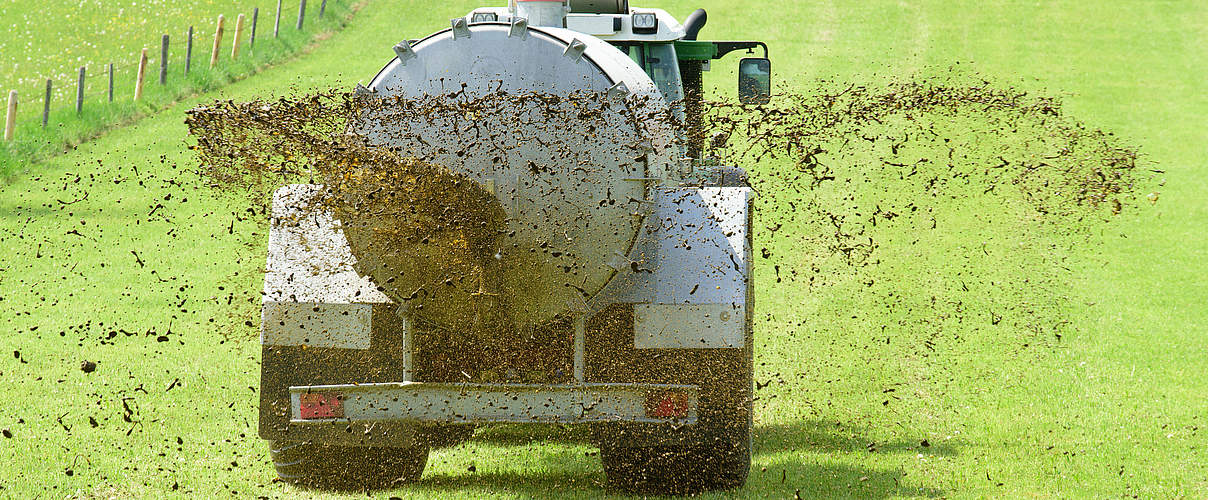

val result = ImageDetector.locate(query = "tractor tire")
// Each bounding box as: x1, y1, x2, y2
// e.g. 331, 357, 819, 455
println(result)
600, 434, 750, 495
268, 440, 428, 489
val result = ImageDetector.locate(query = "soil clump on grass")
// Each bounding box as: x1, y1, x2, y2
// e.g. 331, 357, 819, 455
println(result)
185, 75, 1152, 379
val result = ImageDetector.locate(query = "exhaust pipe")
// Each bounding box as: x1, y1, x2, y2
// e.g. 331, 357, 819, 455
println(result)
683, 8, 707, 40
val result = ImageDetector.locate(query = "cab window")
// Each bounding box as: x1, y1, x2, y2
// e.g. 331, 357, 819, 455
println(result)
611, 42, 684, 104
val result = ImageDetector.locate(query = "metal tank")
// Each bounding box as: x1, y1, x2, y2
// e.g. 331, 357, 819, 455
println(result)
355, 19, 679, 331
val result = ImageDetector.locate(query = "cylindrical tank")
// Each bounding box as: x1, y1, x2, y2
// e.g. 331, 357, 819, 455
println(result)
354, 23, 677, 332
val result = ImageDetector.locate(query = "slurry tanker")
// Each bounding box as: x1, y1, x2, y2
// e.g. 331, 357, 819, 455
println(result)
257, 0, 771, 492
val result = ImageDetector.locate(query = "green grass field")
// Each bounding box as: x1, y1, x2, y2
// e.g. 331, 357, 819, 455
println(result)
0, 0, 324, 102
0, 0, 351, 173
1, 0, 1205, 498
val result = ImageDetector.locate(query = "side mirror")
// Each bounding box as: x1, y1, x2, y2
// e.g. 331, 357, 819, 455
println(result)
738, 57, 771, 105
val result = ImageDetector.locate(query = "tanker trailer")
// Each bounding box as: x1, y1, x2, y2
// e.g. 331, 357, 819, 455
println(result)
257, 1, 771, 493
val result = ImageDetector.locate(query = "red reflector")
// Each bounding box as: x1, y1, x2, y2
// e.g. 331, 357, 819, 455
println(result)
645, 391, 691, 419
299, 392, 343, 419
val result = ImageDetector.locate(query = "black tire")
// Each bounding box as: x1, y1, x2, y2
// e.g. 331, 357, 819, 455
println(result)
601, 433, 751, 495
269, 440, 428, 489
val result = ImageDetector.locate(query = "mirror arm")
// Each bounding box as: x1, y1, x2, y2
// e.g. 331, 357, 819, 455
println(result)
712, 41, 769, 60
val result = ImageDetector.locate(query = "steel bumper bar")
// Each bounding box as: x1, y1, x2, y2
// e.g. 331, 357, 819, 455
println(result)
290, 382, 699, 425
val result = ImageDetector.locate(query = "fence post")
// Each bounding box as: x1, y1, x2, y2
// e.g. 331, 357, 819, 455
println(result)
251, 7, 259, 47
42, 80, 51, 128
296, 0, 306, 30
135, 49, 148, 100
232, 14, 245, 59
186, 27, 194, 75
274, 0, 282, 38
4, 91, 16, 142
211, 15, 225, 68
76, 67, 85, 114
108, 63, 114, 102
320, 0, 326, 18
160, 35, 169, 84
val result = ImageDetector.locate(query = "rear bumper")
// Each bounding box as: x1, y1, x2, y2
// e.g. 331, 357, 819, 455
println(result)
289, 382, 698, 425
259, 304, 750, 448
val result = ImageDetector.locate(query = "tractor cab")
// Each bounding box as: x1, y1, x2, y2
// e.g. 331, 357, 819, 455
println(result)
462, 2, 771, 158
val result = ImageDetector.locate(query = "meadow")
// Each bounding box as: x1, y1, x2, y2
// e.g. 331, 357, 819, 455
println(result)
0, 0, 1204, 498
0, 0, 350, 173
0, 0, 333, 101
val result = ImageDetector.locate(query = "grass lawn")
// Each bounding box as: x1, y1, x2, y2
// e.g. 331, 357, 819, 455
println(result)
0, 0, 351, 174
0, 0, 1205, 498
0, 0, 325, 102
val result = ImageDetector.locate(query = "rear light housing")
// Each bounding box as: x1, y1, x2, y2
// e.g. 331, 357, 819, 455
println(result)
645, 390, 690, 419
299, 392, 344, 419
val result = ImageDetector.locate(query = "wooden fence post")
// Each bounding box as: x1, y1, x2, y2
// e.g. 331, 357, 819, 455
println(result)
251, 8, 259, 47
297, 0, 306, 30
108, 63, 114, 102
42, 80, 51, 128
134, 49, 148, 100
186, 27, 194, 75
211, 15, 225, 68
160, 35, 169, 84
4, 91, 16, 142
274, 0, 282, 38
232, 14, 245, 59
76, 67, 85, 114
320, 0, 327, 18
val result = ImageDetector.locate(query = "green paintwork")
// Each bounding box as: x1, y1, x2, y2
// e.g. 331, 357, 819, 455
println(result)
673, 40, 719, 60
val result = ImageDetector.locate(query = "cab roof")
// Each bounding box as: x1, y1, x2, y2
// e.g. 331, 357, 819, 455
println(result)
464, 7, 686, 42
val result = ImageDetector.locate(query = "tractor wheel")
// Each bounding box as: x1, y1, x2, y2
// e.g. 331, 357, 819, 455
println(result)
268, 440, 428, 489
600, 434, 750, 494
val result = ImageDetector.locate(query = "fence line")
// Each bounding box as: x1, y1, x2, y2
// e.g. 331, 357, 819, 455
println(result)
4, 92, 16, 141
76, 67, 85, 114
43, 80, 51, 128
3, 2, 344, 142
160, 35, 170, 85
232, 14, 246, 59
186, 27, 194, 75
135, 49, 148, 100
211, 15, 226, 68
252, 8, 260, 47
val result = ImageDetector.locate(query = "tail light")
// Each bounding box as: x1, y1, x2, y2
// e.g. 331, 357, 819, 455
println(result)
299, 392, 343, 419
645, 391, 690, 419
